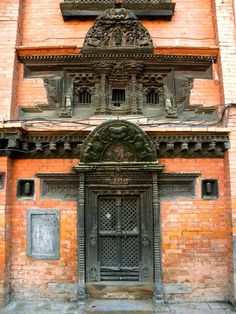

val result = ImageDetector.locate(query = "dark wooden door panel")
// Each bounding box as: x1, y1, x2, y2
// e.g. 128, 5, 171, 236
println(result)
98, 196, 140, 281
86, 186, 153, 283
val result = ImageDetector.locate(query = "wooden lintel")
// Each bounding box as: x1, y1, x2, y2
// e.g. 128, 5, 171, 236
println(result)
16, 45, 218, 59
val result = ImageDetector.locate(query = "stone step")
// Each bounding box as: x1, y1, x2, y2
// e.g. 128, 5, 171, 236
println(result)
85, 299, 170, 314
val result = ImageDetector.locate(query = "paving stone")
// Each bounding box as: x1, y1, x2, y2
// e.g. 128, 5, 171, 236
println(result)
86, 299, 155, 313
209, 303, 232, 309
0, 301, 236, 314
223, 309, 235, 313
169, 303, 211, 311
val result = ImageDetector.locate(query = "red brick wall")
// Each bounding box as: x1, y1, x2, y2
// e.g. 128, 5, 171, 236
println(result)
9, 157, 232, 302
10, 159, 78, 301
0, 0, 23, 120
211, 0, 236, 304
190, 79, 221, 108
21, 0, 216, 48
160, 157, 232, 302
0, 157, 13, 305
14, 64, 47, 119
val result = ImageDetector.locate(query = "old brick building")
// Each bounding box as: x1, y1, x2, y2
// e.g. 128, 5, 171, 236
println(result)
0, 0, 236, 311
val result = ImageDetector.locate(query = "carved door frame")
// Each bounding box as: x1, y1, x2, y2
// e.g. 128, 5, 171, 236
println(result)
72, 119, 164, 302
74, 163, 164, 302
85, 175, 154, 283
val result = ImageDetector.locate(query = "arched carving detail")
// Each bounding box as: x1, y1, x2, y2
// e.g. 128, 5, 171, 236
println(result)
81, 120, 157, 163
82, 5, 153, 53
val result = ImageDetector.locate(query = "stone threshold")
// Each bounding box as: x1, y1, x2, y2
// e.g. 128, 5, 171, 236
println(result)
85, 299, 169, 313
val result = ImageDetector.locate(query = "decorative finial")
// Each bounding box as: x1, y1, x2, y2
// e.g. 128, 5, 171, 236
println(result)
114, 0, 125, 8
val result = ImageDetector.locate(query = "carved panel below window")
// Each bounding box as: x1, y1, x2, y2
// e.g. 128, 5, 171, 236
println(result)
159, 175, 197, 200
38, 174, 80, 200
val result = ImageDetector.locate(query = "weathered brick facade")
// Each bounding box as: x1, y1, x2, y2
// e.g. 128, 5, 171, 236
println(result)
0, 0, 236, 308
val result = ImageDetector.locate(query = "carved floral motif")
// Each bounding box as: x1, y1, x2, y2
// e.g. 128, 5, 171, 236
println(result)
89, 225, 97, 247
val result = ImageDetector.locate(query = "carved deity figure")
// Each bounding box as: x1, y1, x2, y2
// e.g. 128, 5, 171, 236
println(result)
164, 91, 177, 118
59, 93, 73, 118
165, 93, 172, 113
65, 93, 72, 108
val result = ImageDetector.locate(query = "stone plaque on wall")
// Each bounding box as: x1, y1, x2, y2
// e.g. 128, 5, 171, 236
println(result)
27, 209, 60, 259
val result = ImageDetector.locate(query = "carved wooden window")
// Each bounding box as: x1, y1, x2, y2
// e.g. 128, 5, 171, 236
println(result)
78, 90, 91, 104
112, 89, 125, 107
146, 90, 159, 105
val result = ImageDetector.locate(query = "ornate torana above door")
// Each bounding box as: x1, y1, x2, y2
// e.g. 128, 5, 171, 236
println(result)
80, 120, 157, 163
82, 2, 153, 53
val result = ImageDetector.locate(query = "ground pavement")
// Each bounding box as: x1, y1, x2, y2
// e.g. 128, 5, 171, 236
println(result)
0, 300, 236, 314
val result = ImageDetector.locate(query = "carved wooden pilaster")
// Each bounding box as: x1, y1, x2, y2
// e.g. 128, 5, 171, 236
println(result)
100, 74, 107, 114
131, 74, 138, 114
138, 82, 143, 112
152, 172, 164, 303
94, 82, 100, 114
78, 172, 86, 300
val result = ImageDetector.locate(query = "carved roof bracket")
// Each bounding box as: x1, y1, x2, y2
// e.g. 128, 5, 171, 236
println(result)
0, 128, 229, 159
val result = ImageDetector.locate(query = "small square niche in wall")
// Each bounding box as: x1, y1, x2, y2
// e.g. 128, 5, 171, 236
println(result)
0, 172, 5, 189
201, 179, 219, 200
17, 179, 35, 199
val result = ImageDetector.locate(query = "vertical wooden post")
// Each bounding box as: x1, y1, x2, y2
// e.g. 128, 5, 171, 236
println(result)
152, 172, 164, 304
78, 172, 86, 301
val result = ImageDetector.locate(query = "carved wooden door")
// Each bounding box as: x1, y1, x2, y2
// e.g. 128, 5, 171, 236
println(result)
99, 196, 140, 281
86, 190, 153, 283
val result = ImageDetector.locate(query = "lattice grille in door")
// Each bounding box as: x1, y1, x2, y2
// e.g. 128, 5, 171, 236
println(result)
98, 196, 140, 281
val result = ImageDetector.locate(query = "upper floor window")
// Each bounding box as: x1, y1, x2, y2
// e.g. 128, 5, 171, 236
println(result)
146, 90, 159, 105
78, 90, 91, 104
112, 89, 125, 107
